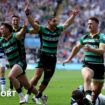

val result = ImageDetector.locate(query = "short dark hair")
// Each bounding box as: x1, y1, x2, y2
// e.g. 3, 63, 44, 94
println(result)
12, 15, 20, 19
71, 89, 84, 105
47, 16, 55, 20
88, 17, 99, 24
1, 23, 13, 33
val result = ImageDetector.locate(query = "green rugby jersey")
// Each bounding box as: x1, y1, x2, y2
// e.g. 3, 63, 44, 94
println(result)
39, 25, 64, 55
0, 33, 25, 67
80, 32, 105, 63
13, 26, 30, 60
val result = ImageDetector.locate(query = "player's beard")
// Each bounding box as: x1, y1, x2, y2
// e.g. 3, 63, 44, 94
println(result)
2, 34, 6, 37
2, 33, 8, 38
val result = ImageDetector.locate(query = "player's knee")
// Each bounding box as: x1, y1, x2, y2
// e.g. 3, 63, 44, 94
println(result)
35, 74, 41, 81
41, 79, 50, 86
8, 74, 14, 80
45, 71, 54, 80
30, 76, 40, 86
82, 70, 92, 81
84, 75, 91, 83
24, 85, 29, 90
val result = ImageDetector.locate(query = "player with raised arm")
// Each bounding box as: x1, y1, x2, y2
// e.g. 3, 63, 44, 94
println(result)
8, 15, 37, 94
0, 22, 38, 104
24, 3, 79, 105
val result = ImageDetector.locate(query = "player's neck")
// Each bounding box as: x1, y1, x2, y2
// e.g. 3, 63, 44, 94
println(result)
47, 25, 56, 32
13, 25, 19, 31
90, 31, 99, 37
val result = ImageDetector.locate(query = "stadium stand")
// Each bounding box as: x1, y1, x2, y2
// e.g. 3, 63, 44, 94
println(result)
0, 0, 105, 66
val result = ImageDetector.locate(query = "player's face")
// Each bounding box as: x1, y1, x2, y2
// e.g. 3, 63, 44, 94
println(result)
0, 25, 9, 37
12, 17, 20, 26
87, 20, 98, 32
48, 18, 58, 27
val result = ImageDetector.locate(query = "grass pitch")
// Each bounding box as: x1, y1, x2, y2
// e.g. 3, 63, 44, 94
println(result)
0, 70, 105, 105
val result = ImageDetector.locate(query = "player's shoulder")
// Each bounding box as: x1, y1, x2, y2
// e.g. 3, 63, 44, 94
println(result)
98, 32, 105, 37
12, 32, 16, 37
98, 32, 105, 35
13, 26, 22, 32
98, 94, 105, 99
97, 94, 105, 105
56, 25, 63, 28
56, 25, 64, 30
39, 25, 46, 30
80, 32, 89, 40
0, 37, 4, 42
39, 25, 45, 28
98, 32, 105, 41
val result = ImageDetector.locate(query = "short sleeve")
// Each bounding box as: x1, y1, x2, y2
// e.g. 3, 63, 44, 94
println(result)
12, 32, 16, 37
79, 36, 84, 45
26, 27, 30, 33
57, 25, 64, 32
38, 25, 44, 34
12, 32, 18, 40
100, 33, 105, 44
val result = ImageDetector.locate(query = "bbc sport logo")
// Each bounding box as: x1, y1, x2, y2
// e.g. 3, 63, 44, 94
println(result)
0, 90, 16, 97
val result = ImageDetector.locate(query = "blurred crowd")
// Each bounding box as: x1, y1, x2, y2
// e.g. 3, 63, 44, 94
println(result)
0, 0, 105, 64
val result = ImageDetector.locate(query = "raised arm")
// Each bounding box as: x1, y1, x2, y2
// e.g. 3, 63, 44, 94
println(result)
28, 20, 40, 34
63, 6, 79, 30
24, 5, 40, 33
16, 19, 27, 40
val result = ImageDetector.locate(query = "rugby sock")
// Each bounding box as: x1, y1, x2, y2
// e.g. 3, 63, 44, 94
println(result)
36, 91, 42, 98
16, 87, 22, 94
19, 92, 24, 97
10, 81, 13, 90
16, 87, 25, 98
27, 86, 33, 95
0, 77, 6, 91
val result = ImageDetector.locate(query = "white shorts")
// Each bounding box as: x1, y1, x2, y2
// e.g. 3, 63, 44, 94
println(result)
0, 58, 7, 68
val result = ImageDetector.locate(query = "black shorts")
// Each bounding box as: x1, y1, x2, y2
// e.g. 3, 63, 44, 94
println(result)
10, 60, 27, 75
83, 61, 105, 80
17, 60, 27, 74
36, 52, 57, 77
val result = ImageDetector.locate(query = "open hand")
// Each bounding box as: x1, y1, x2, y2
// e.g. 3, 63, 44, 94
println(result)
62, 59, 70, 66
71, 5, 80, 16
24, 1, 31, 16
